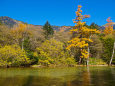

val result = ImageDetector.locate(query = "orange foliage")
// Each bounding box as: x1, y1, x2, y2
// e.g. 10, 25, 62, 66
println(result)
67, 5, 100, 59
104, 17, 114, 35
10, 23, 31, 40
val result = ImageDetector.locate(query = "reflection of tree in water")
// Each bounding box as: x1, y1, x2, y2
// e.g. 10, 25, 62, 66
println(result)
110, 67, 115, 80
0, 76, 28, 86
22, 76, 65, 86
65, 67, 91, 86
80, 67, 91, 86
0, 76, 63, 86
23, 76, 33, 86
90, 67, 115, 86
66, 67, 115, 86
0, 67, 115, 86
0, 68, 79, 86
0, 68, 91, 86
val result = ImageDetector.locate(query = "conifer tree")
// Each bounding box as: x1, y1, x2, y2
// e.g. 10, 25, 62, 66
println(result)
43, 21, 54, 39
90, 23, 99, 30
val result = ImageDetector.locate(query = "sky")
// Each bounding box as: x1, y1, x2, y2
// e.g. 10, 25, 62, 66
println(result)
0, 0, 115, 26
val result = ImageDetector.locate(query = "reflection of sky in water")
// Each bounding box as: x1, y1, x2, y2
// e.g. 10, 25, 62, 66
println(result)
0, 67, 115, 86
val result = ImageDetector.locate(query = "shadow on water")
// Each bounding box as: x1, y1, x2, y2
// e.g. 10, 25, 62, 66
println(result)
23, 76, 33, 86
0, 67, 115, 86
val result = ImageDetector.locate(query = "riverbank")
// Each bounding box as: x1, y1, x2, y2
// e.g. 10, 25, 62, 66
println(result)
30, 64, 112, 68
1, 64, 115, 68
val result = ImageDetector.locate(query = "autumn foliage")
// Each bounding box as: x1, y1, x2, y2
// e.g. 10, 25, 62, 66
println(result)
104, 17, 114, 35
67, 5, 100, 59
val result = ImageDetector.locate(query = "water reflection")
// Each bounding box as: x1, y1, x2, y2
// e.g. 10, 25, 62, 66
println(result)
0, 67, 115, 86
90, 67, 115, 86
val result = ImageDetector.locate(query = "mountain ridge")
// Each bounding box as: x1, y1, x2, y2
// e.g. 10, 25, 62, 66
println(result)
0, 16, 115, 30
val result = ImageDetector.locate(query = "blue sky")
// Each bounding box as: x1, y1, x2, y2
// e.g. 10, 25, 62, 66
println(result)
0, 0, 115, 26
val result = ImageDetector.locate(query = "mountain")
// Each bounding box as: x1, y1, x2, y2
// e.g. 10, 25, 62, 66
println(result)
100, 23, 115, 30
52, 26, 73, 31
3, 16, 115, 31
0, 16, 24, 27
113, 24, 115, 29
0, 16, 73, 31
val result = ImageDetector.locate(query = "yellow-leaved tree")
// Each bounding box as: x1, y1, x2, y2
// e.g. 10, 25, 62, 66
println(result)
10, 23, 31, 50
104, 17, 115, 65
67, 5, 100, 65
104, 17, 114, 35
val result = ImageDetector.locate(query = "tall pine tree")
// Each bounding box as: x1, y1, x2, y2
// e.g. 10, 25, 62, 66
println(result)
43, 21, 54, 39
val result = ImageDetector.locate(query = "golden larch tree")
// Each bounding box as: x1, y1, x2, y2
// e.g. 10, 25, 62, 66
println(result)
66, 5, 100, 65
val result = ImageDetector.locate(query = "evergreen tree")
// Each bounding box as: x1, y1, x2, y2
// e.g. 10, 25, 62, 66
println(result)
43, 21, 54, 39
90, 23, 100, 30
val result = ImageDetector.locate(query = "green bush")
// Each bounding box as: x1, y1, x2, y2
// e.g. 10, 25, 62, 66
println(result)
89, 58, 107, 65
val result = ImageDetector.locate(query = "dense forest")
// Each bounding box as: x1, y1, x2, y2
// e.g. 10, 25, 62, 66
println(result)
0, 5, 115, 68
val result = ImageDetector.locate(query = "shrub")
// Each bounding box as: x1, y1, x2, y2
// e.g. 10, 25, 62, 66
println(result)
89, 58, 107, 65
0, 45, 30, 67
34, 39, 76, 66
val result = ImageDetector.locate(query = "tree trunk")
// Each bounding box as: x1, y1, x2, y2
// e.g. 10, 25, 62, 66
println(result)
86, 36, 91, 66
86, 46, 90, 66
22, 38, 24, 50
79, 48, 82, 65
79, 57, 81, 65
109, 41, 115, 65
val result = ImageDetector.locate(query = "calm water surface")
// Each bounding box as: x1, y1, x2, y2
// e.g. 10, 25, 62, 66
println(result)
0, 67, 115, 86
